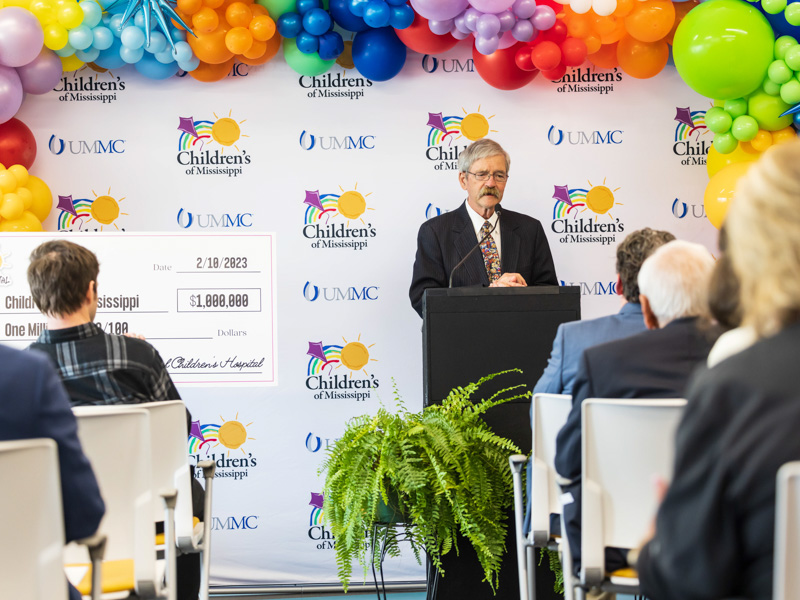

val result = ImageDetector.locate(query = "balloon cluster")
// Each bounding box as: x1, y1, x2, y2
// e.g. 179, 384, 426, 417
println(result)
0, 8, 63, 123
277, 0, 344, 59
515, 15, 586, 80
332, 0, 414, 30
764, 35, 800, 104
705, 95, 795, 154
0, 163, 53, 232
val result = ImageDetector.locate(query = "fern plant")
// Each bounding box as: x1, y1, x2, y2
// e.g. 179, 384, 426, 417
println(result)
319, 370, 527, 593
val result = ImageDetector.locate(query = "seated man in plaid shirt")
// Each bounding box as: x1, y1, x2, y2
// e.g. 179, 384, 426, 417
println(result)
26, 239, 200, 600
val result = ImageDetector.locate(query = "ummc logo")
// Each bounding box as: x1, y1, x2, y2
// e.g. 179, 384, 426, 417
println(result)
299, 130, 376, 151
305, 432, 338, 453
49, 135, 125, 155
211, 516, 258, 530
560, 280, 618, 295
547, 126, 623, 146
303, 281, 378, 301
421, 55, 474, 73
671, 198, 706, 219
425, 203, 448, 220
177, 208, 253, 228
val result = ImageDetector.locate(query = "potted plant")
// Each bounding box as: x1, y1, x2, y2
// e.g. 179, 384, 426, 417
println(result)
319, 370, 527, 593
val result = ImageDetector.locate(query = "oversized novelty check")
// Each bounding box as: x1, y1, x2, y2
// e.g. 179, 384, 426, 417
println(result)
0, 232, 276, 386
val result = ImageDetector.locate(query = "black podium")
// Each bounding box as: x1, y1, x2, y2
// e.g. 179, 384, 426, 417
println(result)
422, 285, 581, 600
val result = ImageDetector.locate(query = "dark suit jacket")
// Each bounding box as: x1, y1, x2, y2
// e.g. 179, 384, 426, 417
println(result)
0, 345, 105, 600
554, 317, 718, 569
409, 202, 558, 317
638, 321, 800, 600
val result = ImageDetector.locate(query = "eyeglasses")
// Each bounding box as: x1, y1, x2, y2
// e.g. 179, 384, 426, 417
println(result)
466, 170, 509, 183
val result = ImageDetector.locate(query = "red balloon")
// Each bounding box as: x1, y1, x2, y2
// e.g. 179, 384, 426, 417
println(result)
531, 40, 561, 71
534, 20, 567, 45
394, 12, 460, 55
0, 118, 36, 169
561, 37, 588, 67
473, 42, 539, 90
514, 46, 536, 71
542, 64, 567, 81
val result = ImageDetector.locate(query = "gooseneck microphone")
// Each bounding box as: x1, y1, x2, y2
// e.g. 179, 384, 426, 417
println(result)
448, 207, 501, 288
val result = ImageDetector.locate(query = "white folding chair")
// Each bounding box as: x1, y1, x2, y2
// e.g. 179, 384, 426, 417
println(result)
576, 398, 686, 595
68, 407, 163, 599
510, 393, 573, 600
137, 401, 215, 600
774, 461, 800, 600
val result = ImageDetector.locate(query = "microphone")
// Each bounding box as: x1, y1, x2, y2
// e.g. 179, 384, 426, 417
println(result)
448, 207, 501, 288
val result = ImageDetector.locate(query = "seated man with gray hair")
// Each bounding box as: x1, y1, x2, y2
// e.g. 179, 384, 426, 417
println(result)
553, 239, 720, 572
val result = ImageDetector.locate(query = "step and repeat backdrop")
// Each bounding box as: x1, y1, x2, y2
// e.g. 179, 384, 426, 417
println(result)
7, 42, 717, 586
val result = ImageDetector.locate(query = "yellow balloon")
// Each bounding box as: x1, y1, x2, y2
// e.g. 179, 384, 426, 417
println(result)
25, 176, 53, 222
43, 23, 69, 50
3, 0, 32, 6
772, 126, 796, 145
704, 162, 752, 230
0, 211, 44, 232
0, 193, 24, 221
17, 187, 33, 210
60, 53, 84, 71
0, 170, 17, 193
706, 144, 759, 178
8, 164, 28, 187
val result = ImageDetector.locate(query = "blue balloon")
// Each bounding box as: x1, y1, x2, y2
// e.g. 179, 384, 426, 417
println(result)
135, 51, 180, 78
55, 44, 76, 57
297, 0, 322, 14
330, 0, 369, 31
389, 4, 413, 29
350, 0, 370, 16
318, 30, 344, 59
793, 111, 800, 127
277, 12, 303, 38
94, 37, 127, 68
385, 0, 406, 4
69, 25, 94, 50
92, 26, 115, 50
296, 30, 320, 53
352, 26, 406, 81
304, 7, 332, 35
76, 47, 100, 62
363, 0, 390, 27
758, 0, 800, 37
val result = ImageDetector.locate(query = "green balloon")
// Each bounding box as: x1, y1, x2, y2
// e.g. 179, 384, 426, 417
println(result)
705, 106, 733, 133
780, 79, 800, 104
785, 45, 800, 71
713, 132, 739, 154
748, 90, 794, 131
255, 0, 295, 17
764, 78, 782, 96
731, 115, 759, 141
762, 0, 787, 14
769, 59, 793, 84
284, 38, 335, 77
724, 98, 748, 119
775, 35, 798, 60
786, 3, 800, 26
673, 0, 775, 100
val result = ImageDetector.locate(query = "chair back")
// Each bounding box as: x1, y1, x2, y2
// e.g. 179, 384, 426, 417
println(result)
580, 398, 686, 584
531, 393, 572, 544
775, 461, 800, 600
68, 406, 156, 597
0, 438, 66, 600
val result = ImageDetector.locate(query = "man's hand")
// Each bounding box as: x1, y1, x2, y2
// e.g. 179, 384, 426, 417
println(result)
490, 272, 527, 287
124, 332, 146, 340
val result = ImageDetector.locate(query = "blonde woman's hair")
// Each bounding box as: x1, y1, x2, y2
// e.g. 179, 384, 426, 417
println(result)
727, 140, 800, 337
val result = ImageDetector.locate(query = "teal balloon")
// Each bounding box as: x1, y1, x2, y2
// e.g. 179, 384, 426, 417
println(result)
283, 37, 335, 76
673, 0, 775, 100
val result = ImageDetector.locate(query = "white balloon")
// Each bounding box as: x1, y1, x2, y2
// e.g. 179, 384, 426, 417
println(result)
570, 0, 593, 13
592, 0, 617, 16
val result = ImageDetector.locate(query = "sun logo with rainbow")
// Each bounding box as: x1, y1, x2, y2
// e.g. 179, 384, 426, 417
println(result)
309, 492, 324, 526
553, 179, 622, 222
426, 106, 498, 146
56, 189, 128, 231
674, 106, 709, 142
188, 413, 255, 457
303, 184, 374, 226
0, 245, 11, 282
177, 111, 249, 153
307, 335, 378, 378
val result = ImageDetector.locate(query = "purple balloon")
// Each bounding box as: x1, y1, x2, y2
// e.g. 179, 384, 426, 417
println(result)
474, 34, 499, 54
429, 18, 455, 35
532, 5, 556, 30
463, 7, 481, 31
476, 13, 501, 37
0, 65, 23, 124
470, 0, 514, 12
511, 18, 534, 41
497, 29, 516, 48
498, 9, 516, 31
452, 28, 471, 39
15, 48, 63, 95
512, 0, 537, 19
0, 7, 45, 68
454, 13, 471, 34
410, 0, 469, 21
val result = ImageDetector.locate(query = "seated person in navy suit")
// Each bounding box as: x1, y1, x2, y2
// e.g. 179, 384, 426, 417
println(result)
554, 240, 719, 572
409, 138, 558, 317
0, 344, 105, 600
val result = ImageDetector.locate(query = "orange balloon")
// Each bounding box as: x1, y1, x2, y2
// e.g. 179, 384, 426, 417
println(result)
177, 0, 202, 15
593, 15, 617, 36
584, 34, 601, 54
624, 0, 675, 42
616, 34, 668, 78
665, 0, 698, 45
225, 26, 253, 54
192, 6, 219, 33
598, 17, 625, 44
225, 1, 252, 27
613, 0, 634, 17
238, 31, 280, 65
243, 38, 266, 59
588, 42, 618, 69
773, 127, 796, 145
250, 3, 267, 16
188, 24, 234, 63
204, 0, 224, 9
565, 11, 592, 38
188, 57, 234, 81
249, 14, 275, 41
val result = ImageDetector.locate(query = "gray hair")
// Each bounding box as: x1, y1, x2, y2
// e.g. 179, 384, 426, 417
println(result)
637, 240, 715, 326
457, 138, 510, 173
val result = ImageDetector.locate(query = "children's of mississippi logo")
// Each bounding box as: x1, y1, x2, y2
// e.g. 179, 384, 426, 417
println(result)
54, 64, 126, 104
425, 107, 497, 170
305, 336, 379, 401
56, 190, 127, 232
298, 43, 373, 100
302, 186, 376, 250
307, 492, 335, 549
176, 111, 251, 177
554, 67, 622, 94
188, 413, 257, 481
551, 179, 624, 245
673, 106, 710, 165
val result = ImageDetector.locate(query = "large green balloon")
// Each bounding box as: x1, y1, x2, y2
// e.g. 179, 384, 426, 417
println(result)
284, 38, 335, 77
748, 90, 793, 130
673, 0, 775, 100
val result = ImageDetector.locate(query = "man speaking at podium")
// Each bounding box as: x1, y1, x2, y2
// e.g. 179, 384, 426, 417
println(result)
409, 138, 558, 318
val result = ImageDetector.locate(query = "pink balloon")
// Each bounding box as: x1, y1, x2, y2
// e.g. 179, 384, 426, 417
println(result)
0, 65, 23, 124
0, 7, 45, 68
16, 48, 62, 94
410, 0, 469, 21
469, 0, 514, 12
